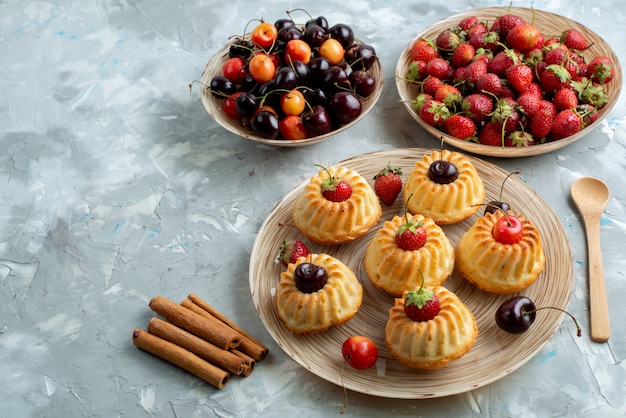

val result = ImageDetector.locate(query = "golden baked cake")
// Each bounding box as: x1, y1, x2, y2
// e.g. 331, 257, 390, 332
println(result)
403, 149, 485, 224
385, 286, 477, 370
455, 210, 546, 294
292, 165, 382, 245
274, 253, 363, 335
364, 213, 454, 297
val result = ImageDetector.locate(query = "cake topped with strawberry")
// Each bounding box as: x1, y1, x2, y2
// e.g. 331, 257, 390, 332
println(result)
384, 284, 477, 370
364, 210, 454, 297
292, 164, 382, 245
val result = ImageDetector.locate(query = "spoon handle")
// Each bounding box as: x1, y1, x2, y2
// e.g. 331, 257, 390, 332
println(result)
584, 216, 610, 342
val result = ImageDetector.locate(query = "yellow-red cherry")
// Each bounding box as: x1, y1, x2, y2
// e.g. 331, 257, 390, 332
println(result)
492, 213, 523, 244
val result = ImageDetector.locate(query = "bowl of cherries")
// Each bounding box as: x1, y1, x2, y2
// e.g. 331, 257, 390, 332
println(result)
198, 10, 383, 146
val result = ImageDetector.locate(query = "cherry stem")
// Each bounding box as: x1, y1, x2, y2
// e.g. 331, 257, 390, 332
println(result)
340, 359, 348, 414
286, 8, 313, 21
499, 170, 521, 200
525, 307, 582, 337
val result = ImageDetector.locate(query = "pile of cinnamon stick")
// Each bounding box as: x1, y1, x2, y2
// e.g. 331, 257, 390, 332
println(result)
132, 293, 269, 389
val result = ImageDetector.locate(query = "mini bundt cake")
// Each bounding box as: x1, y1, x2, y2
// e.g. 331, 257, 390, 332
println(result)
292, 165, 382, 245
403, 149, 485, 224
455, 210, 546, 294
385, 286, 477, 370
364, 213, 454, 296
274, 253, 363, 335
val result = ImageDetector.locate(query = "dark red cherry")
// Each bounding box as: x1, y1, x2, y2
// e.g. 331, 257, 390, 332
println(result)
350, 70, 376, 97
495, 296, 536, 334
274, 18, 295, 32
251, 110, 279, 139
235, 92, 258, 118
302, 105, 332, 135
304, 23, 326, 47
322, 66, 350, 92
275, 67, 298, 90
294, 262, 328, 293
485, 201, 510, 215
229, 38, 254, 60
328, 23, 354, 48
306, 16, 329, 32
209, 75, 236, 98
329, 92, 362, 125
428, 160, 459, 184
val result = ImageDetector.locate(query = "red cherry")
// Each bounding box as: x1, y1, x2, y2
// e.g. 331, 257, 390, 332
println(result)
492, 213, 523, 244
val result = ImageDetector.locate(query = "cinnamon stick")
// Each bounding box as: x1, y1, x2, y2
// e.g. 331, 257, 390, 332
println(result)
132, 329, 229, 389
186, 293, 269, 361
149, 296, 240, 350
147, 318, 248, 376
229, 349, 255, 377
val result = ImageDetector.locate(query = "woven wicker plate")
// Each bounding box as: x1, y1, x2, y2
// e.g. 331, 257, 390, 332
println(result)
249, 148, 574, 399
395, 7, 622, 157
200, 33, 383, 147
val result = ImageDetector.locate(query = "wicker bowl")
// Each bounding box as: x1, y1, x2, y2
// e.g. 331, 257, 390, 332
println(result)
200, 32, 383, 147
396, 7, 622, 157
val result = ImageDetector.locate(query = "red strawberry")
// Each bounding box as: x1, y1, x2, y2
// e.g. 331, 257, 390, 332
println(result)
506, 63, 533, 93
317, 165, 352, 202
490, 14, 525, 38
553, 88, 578, 111
588, 56, 615, 84
506, 24, 541, 51
422, 76, 443, 96
488, 50, 519, 77
451, 43, 476, 68
373, 163, 403, 206
551, 108, 583, 139
577, 103, 599, 125
277, 239, 310, 267
464, 59, 488, 84
543, 47, 568, 66
522, 82, 543, 98
425, 57, 453, 80
477, 121, 505, 146
476, 72, 502, 96
466, 22, 487, 38
516, 93, 540, 118
436, 29, 461, 51
560, 28, 587, 50
395, 216, 427, 251
403, 285, 440, 322
491, 97, 520, 133
418, 99, 450, 127
469, 31, 499, 51
528, 107, 554, 140
505, 130, 534, 147
540, 64, 571, 94
572, 79, 609, 109
458, 16, 479, 31
462, 93, 493, 123
435, 83, 461, 102
410, 38, 439, 62
406, 60, 427, 82
410, 92, 432, 114
434, 84, 462, 107
443, 114, 476, 140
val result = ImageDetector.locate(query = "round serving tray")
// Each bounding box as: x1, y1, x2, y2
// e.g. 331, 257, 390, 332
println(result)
249, 148, 574, 398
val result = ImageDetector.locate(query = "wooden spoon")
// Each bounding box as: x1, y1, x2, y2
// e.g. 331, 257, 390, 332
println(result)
571, 177, 611, 342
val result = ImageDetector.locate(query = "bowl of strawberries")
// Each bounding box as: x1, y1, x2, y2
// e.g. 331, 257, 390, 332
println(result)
395, 7, 621, 157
